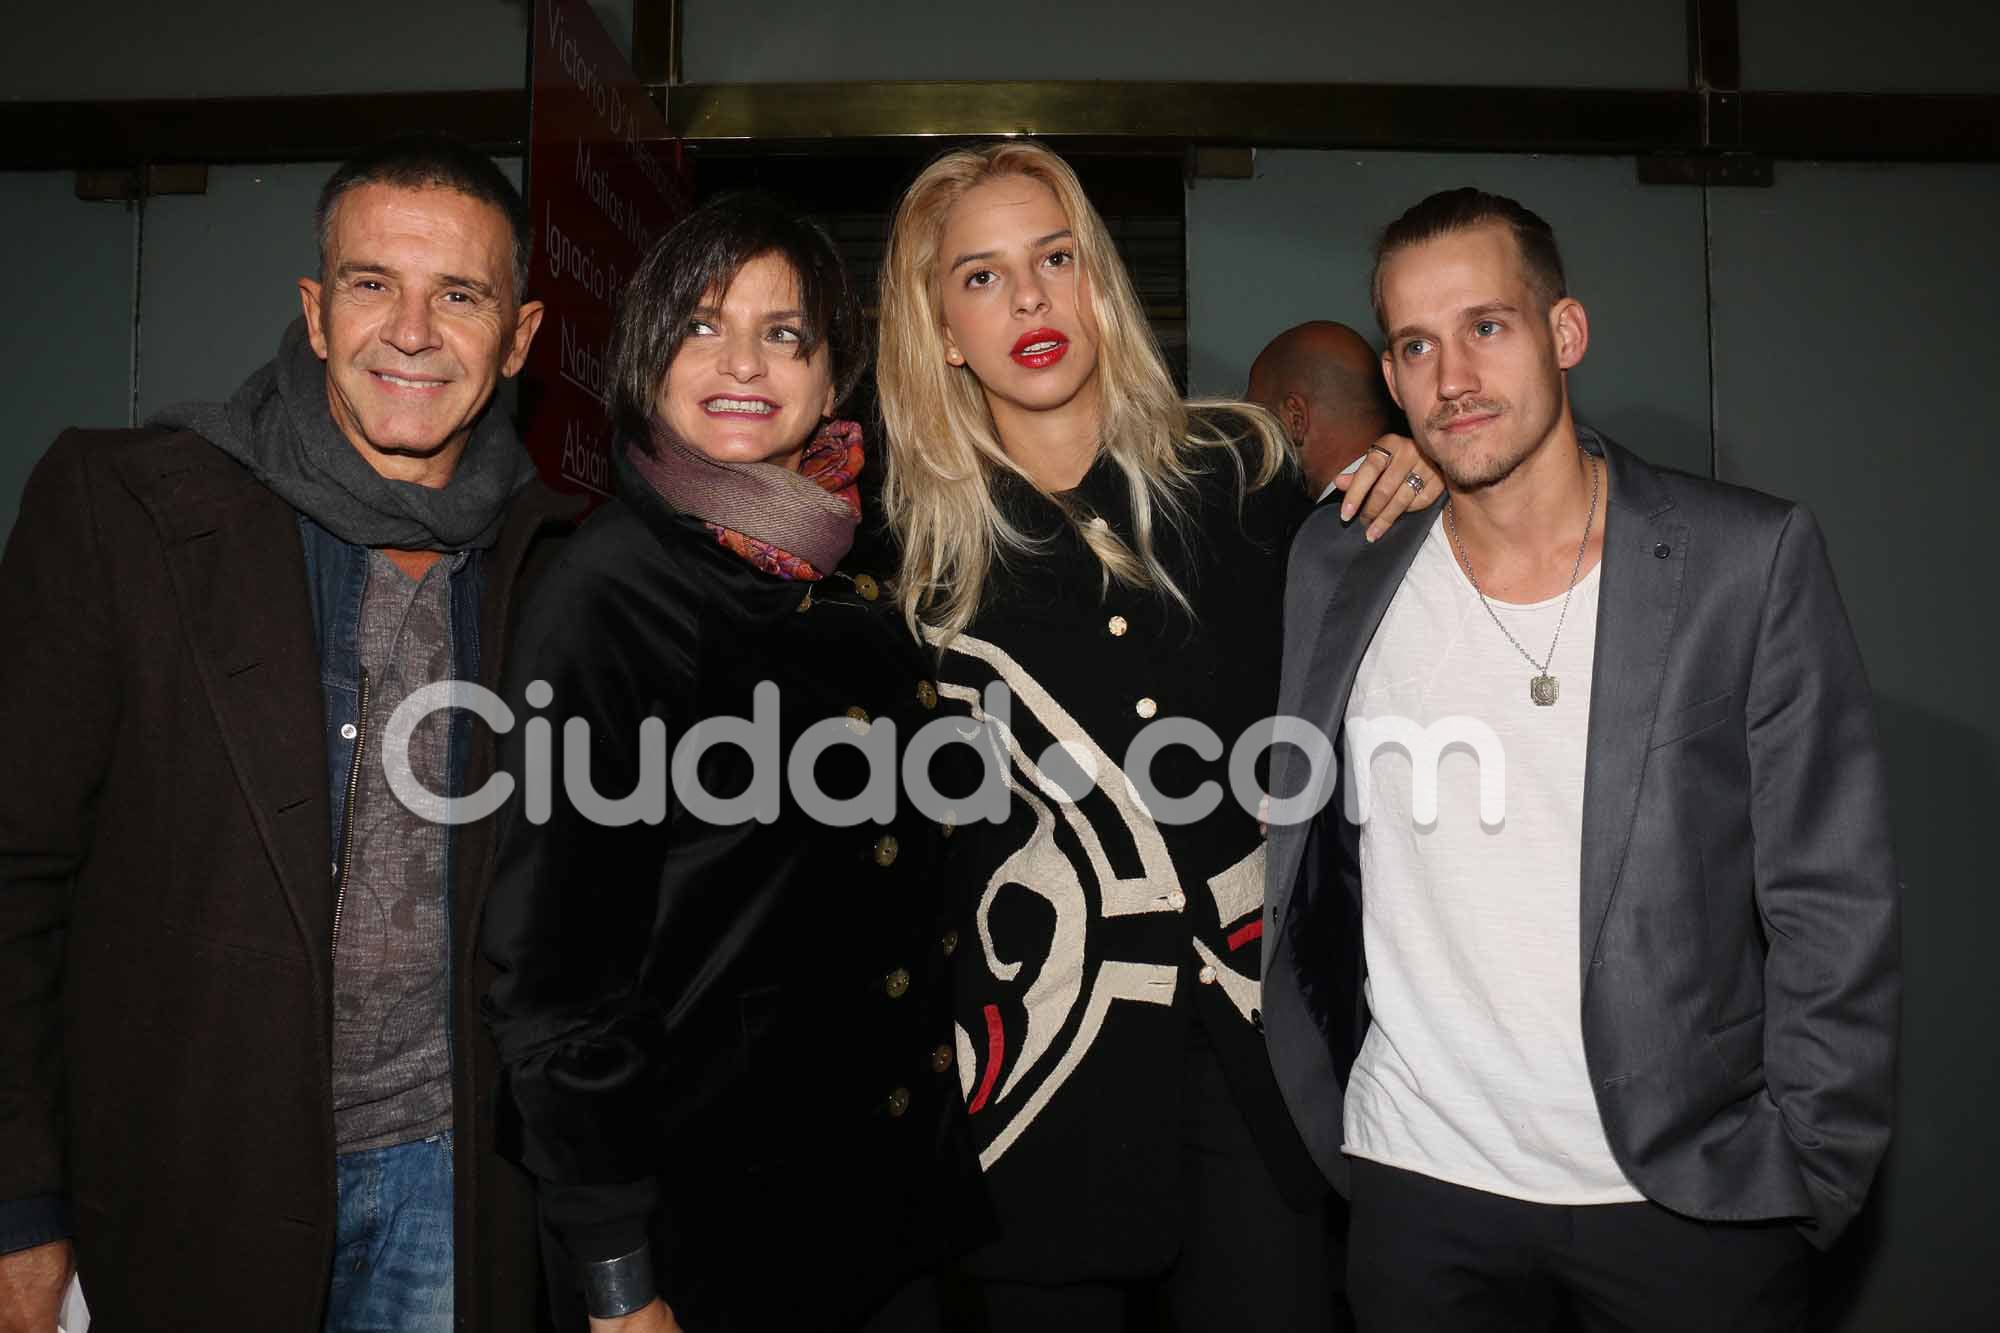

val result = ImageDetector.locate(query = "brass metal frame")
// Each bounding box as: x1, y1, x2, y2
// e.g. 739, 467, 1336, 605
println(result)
661, 81, 1699, 155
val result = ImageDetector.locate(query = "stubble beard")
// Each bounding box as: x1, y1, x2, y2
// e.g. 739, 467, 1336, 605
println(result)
1418, 391, 1567, 495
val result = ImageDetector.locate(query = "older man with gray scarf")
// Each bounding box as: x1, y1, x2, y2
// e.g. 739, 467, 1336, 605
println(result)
0, 134, 576, 1333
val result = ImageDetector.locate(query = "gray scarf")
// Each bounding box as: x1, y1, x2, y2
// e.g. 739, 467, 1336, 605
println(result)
150, 317, 535, 550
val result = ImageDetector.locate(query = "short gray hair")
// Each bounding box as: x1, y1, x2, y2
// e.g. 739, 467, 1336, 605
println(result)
315, 133, 531, 301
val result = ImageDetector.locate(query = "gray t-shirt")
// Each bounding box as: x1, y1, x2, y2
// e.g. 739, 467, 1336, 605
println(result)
331, 549, 461, 1153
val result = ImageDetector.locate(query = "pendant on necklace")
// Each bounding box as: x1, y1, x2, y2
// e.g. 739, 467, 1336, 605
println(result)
1530, 674, 1560, 706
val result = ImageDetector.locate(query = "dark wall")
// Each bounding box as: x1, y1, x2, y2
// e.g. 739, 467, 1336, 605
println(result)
1710, 162, 2000, 1330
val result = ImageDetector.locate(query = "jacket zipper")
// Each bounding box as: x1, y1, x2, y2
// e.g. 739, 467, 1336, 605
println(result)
332, 667, 371, 969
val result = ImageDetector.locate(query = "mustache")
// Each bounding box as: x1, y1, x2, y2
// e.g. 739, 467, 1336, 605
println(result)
1426, 399, 1505, 431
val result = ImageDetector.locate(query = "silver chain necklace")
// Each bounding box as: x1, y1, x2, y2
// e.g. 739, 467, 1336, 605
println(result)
1443, 450, 1600, 707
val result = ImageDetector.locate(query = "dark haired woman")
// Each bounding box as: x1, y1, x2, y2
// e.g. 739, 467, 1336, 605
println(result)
481, 195, 988, 1333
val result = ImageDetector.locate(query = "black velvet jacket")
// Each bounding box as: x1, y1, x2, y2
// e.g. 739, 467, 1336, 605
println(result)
482, 450, 988, 1332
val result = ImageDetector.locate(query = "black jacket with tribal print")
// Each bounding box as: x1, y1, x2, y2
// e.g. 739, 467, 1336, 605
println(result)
935, 432, 1326, 1281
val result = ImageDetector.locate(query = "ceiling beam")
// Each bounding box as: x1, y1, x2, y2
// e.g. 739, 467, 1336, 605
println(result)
1, 82, 1993, 172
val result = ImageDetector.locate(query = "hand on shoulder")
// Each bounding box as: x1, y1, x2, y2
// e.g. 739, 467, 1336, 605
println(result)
1333, 432, 1442, 541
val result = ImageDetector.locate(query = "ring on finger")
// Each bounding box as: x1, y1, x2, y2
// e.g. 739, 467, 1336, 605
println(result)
1406, 472, 1427, 493
1367, 444, 1395, 464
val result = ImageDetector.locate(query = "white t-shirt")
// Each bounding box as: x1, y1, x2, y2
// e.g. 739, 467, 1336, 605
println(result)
1341, 517, 1641, 1205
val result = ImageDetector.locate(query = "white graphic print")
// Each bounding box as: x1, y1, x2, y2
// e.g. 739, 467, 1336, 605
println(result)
933, 629, 1260, 1169
1203, 845, 1265, 1023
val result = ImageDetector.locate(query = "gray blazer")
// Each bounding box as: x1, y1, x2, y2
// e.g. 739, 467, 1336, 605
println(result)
1261, 430, 1898, 1246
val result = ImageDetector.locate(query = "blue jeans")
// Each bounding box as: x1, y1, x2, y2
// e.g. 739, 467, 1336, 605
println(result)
324, 1131, 455, 1333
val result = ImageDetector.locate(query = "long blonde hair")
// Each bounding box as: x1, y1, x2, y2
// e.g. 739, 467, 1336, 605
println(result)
877, 140, 1289, 642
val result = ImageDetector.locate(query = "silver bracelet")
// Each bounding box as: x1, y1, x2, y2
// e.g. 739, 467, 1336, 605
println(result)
580, 1243, 657, 1320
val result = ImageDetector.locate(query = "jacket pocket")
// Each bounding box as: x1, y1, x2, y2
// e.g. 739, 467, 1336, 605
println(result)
1650, 691, 1734, 750
1706, 1005, 1766, 1084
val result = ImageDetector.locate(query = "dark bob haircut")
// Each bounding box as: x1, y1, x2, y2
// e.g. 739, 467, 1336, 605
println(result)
1370, 187, 1567, 335
609, 191, 867, 453
315, 133, 531, 300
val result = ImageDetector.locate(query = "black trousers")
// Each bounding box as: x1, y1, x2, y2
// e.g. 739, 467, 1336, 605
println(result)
1346, 1159, 1810, 1333
963, 1034, 1347, 1333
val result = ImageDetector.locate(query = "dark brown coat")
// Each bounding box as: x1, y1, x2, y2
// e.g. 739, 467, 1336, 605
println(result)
0, 428, 576, 1330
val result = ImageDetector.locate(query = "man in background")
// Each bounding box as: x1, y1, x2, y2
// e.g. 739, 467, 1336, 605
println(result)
0, 134, 572, 1331
1246, 320, 1405, 500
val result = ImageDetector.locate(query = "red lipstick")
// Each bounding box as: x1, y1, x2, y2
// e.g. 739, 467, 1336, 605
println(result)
1011, 328, 1069, 369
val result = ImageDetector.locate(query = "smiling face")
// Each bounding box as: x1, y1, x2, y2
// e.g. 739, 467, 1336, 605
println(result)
935, 174, 1102, 426
1377, 222, 1587, 492
298, 183, 542, 486
652, 251, 836, 471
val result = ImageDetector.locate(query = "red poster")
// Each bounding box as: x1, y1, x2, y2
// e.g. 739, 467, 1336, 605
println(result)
522, 0, 692, 502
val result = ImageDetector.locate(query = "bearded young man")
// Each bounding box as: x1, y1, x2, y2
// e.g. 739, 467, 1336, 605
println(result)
1261, 188, 1898, 1331
0, 134, 575, 1332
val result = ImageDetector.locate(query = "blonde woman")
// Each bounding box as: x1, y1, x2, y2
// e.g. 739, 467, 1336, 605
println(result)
877, 141, 1435, 1331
